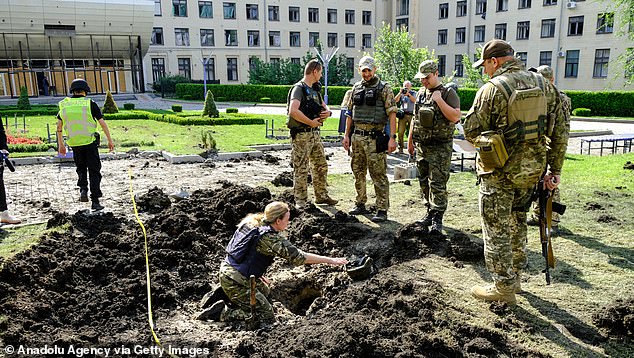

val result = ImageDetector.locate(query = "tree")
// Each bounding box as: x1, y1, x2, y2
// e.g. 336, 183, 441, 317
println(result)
247, 57, 303, 85
202, 90, 219, 118
102, 90, 119, 114
460, 48, 489, 88
303, 42, 355, 86
373, 22, 434, 88
17, 86, 31, 110
611, 0, 634, 84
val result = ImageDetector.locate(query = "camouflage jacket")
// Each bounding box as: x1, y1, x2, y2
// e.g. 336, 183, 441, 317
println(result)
547, 85, 571, 175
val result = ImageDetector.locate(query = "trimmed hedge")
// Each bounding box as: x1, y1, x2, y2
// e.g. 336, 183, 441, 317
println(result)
226, 108, 238, 113
172, 105, 183, 112
8, 143, 56, 153
572, 108, 591, 116
123, 103, 135, 110
103, 110, 264, 126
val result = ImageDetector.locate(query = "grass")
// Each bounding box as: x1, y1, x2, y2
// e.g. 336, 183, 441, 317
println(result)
0, 223, 46, 260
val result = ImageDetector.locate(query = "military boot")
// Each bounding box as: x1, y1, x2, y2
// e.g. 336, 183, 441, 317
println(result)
194, 300, 225, 321
79, 188, 89, 202
315, 196, 338, 205
91, 199, 104, 211
430, 211, 444, 234
470, 285, 517, 305
200, 284, 229, 309
349, 204, 368, 215
416, 209, 434, 227
371, 210, 388, 223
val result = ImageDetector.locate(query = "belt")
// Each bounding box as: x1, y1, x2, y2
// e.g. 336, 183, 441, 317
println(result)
291, 127, 320, 133
353, 129, 380, 136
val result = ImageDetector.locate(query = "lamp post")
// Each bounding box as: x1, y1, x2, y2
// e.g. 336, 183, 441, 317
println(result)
201, 51, 212, 98
314, 46, 339, 105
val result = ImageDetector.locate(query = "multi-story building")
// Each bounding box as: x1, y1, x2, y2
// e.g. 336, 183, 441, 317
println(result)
145, 0, 389, 88
397, 0, 634, 90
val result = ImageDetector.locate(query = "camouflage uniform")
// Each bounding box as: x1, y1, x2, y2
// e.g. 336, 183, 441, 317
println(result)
219, 227, 306, 322
343, 76, 397, 211
464, 58, 565, 293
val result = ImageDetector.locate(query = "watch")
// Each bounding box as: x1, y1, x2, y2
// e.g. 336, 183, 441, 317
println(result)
391, 134, 397, 139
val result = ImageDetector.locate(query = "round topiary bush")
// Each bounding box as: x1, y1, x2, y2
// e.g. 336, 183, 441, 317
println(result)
172, 105, 183, 112
572, 108, 591, 117
123, 103, 135, 110
226, 108, 238, 114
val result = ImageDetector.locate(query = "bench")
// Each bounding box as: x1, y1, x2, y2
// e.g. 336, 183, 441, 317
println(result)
579, 134, 634, 156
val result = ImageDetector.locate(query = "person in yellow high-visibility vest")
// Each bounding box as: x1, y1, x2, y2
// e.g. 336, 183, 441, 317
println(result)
56, 79, 114, 211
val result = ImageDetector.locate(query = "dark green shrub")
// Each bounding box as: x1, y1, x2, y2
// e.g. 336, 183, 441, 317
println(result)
102, 90, 119, 114
172, 105, 183, 112
17, 87, 31, 110
572, 108, 592, 117
152, 75, 191, 95
8, 143, 56, 153
119, 140, 155, 147
260, 97, 271, 103
202, 90, 219, 118
183, 94, 193, 100
216, 97, 226, 101
226, 108, 238, 113
123, 103, 135, 110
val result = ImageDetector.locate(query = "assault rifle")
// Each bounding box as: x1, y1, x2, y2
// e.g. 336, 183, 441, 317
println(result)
0, 151, 15, 172
535, 174, 566, 284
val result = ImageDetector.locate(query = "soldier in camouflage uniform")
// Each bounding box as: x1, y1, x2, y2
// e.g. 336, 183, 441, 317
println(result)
342, 56, 398, 222
464, 40, 567, 304
202, 202, 347, 322
527, 65, 572, 234
408, 60, 462, 234
287, 60, 338, 209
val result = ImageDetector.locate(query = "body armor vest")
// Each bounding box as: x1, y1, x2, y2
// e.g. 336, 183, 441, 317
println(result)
58, 97, 97, 147
286, 82, 322, 129
351, 80, 388, 125
413, 86, 455, 144
225, 225, 275, 278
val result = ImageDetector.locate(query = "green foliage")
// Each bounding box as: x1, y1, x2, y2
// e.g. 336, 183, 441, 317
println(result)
152, 74, 191, 95
102, 90, 119, 114
17, 87, 31, 110
8, 143, 55, 152
572, 108, 592, 116
172, 105, 183, 112
119, 140, 154, 147
302, 43, 355, 86
566, 91, 634, 117
201, 130, 217, 149
248, 57, 303, 85
456, 88, 478, 111
183, 94, 193, 100
0, 108, 58, 116
216, 97, 226, 102
226, 108, 238, 114
202, 90, 219, 118
123, 103, 135, 110
373, 22, 434, 88
460, 49, 489, 88
260, 97, 271, 103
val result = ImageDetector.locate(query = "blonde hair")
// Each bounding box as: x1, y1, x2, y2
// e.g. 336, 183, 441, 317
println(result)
238, 201, 290, 227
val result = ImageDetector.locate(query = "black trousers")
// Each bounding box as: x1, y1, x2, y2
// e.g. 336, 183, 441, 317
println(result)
72, 141, 102, 200
0, 166, 7, 211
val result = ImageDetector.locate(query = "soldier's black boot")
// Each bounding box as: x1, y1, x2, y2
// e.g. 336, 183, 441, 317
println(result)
79, 188, 89, 202
91, 199, 104, 211
349, 204, 368, 215
430, 211, 444, 234
416, 209, 435, 227
371, 210, 388, 223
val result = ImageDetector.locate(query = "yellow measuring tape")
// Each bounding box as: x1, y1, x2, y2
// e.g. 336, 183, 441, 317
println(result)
128, 167, 179, 358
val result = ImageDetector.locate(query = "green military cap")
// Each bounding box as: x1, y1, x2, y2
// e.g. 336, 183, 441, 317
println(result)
358, 56, 376, 70
472, 39, 515, 68
414, 60, 438, 79
528, 65, 554, 80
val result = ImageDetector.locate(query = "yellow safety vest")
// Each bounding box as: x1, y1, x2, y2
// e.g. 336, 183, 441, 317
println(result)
58, 97, 97, 147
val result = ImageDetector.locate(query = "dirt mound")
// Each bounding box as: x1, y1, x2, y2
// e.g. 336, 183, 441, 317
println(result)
271, 171, 293, 187
592, 298, 634, 339
0, 182, 541, 356
134, 186, 172, 213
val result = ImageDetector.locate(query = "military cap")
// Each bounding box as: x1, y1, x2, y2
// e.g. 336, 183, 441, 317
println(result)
358, 56, 376, 70
414, 60, 438, 79
528, 65, 554, 80
472, 39, 515, 68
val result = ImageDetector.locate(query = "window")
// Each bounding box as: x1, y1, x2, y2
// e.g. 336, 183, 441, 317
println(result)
517, 21, 530, 40
476, 0, 487, 15
475, 25, 486, 42
269, 31, 281, 47
247, 30, 260, 47
199, 1, 212, 18
151, 27, 164, 45
539, 51, 552, 66
309, 32, 319, 47
541, 19, 556, 38
543, 0, 556, 5
227, 58, 238, 81
593, 49, 610, 78
439, 3, 449, 19
457, 1, 467, 16
178, 58, 191, 79
346, 57, 355, 73
597, 13, 614, 34
204, 58, 215, 80
396, 18, 408, 30
223, 2, 235, 19
309, 8, 319, 23
565, 50, 579, 77
519, 0, 531, 9
246, 4, 258, 20
363, 11, 372, 25
268, 5, 279, 21
270, 58, 280, 66
438, 55, 446, 76
200, 29, 214, 46
175, 28, 190, 46
438, 29, 448, 45
455, 55, 464, 77
625, 48, 634, 78
328, 33, 338, 47
516, 52, 527, 66
568, 16, 584, 36
154, 0, 162, 16
328, 9, 337, 23
173, 0, 187, 17
289, 6, 300, 22
362, 34, 372, 48
345, 10, 355, 24
455, 27, 466, 43
398, 0, 409, 16
345, 33, 355, 47
291, 58, 301, 65
496, 0, 508, 12
151, 58, 165, 82
225, 29, 237, 46
290, 32, 300, 47
495, 24, 507, 40
248, 57, 258, 72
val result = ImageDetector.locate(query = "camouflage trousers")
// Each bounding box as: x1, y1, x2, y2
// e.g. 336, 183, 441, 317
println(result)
218, 262, 274, 322
351, 131, 389, 211
291, 131, 329, 204
416, 141, 453, 212
397, 114, 412, 151
530, 187, 561, 225
479, 175, 534, 293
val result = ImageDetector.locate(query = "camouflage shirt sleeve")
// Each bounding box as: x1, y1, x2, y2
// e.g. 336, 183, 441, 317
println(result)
463, 82, 507, 143
546, 90, 570, 175
382, 83, 398, 116
256, 231, 306, 266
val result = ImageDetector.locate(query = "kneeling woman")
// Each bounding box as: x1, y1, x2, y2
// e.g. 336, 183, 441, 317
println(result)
218, 201, 347, 322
